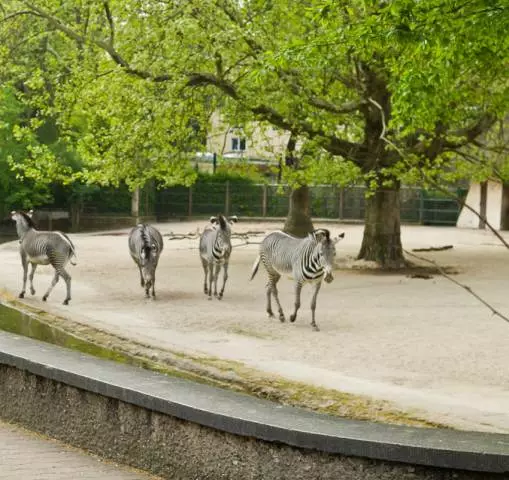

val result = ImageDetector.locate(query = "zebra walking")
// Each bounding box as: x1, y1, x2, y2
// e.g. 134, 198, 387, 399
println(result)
128, 224, 164, 298
199, 214, 237, 300
11, 210, 77, 305
250, 229, 344, 331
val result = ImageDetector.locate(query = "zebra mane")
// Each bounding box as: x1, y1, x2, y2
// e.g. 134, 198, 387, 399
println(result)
218, 215, 228, 230
19, 211, 36, 229
139, 224, 152, 259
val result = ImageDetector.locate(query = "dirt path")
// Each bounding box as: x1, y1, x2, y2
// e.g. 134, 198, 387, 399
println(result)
1, 221, 508, 433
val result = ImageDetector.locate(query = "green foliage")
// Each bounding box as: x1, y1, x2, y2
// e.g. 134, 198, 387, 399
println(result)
0, 0, 507, 206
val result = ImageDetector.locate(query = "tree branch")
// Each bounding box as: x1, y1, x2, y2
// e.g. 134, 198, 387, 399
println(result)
368, 98, 509, 250
21, 1, 173, 82
1, 10, 43, 22
103, 1, 114, 46
404, 249, 509, 325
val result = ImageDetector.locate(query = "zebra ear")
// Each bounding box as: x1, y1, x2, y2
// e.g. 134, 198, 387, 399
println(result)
228, 215, 238, 224
27, 209, 34, 218
334, 232, 345, 244
209, 216, 218, 224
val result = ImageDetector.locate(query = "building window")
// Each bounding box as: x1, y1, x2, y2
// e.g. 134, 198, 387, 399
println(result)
231, 137, 246, 151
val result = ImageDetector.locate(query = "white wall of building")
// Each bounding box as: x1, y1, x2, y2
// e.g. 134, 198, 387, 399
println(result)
457, 180, 503, 230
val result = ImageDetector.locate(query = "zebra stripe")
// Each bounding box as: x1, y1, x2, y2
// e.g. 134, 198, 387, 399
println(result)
11, 210, 77, 305
128, 223, 164, 298
199, 215, 237, 300
250, 229, 344, 331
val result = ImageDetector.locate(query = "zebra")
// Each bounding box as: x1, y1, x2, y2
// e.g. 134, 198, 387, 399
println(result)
250, 229, 344, 331
199, 214, 238, 300
128, 223, 164, 298
11, 210, 77, 305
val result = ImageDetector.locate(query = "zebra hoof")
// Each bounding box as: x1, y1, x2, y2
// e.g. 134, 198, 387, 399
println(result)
267, 312, 274, 318
312, 325, 320, 332
42, 295, 48, 302
217, 294, 223, 300
18, 292, 25, 299
63, 299, 70, 305
289, 314, 296, 323
30, 288, 36, 295
279, 316, 286, 323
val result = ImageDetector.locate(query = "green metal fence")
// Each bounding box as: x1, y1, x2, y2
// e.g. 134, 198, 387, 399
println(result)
155, 183, 466, 226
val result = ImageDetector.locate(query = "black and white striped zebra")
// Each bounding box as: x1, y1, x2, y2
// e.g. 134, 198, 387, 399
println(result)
250, 229, 344, 331
128, 224, 164, 298
199, 214, 238, 300
11, 210, 77, 305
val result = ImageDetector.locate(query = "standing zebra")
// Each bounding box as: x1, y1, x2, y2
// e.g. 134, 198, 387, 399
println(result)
128, 224, 164, 298
199, 214, 237, 300
11, 210, 77, 305
250, 229, 344, 331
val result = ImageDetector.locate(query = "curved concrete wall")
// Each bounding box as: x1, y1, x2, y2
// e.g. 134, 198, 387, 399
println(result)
0, 331, 507, 479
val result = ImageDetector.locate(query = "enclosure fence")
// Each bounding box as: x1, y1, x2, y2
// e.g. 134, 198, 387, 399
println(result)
153, 183, 465, 225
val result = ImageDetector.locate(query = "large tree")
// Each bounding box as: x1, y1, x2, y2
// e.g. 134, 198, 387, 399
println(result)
1, 0, 508, 266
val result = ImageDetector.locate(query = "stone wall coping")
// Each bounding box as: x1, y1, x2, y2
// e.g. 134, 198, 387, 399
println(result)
0, 330, 507, 473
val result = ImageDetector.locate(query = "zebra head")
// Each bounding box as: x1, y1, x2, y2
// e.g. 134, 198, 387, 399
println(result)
139, 242, 160, 290
11, 210, 36, 238
312, 229, 345, 283
209, 214, 237, 254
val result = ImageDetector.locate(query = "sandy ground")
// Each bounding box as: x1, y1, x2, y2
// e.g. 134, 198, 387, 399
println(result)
1, 220, 509, 433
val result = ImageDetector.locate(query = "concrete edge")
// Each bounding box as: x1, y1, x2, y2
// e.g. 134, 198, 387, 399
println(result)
0, 330, 507, 474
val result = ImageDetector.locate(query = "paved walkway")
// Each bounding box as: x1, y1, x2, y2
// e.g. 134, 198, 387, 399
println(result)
0, 420, 159, 480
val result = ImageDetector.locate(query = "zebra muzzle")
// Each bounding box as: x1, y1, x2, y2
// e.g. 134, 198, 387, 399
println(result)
324, 272, 334, 283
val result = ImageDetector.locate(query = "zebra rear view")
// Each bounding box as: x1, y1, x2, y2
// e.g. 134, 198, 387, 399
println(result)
250, 229, 344, 331
128, 224, 164, 298
199, 214, 237, 300
11, 210, 77, 305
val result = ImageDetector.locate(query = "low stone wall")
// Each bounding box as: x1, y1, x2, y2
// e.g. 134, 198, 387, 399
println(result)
1, 365, 502, 480
0, 328, 507, 480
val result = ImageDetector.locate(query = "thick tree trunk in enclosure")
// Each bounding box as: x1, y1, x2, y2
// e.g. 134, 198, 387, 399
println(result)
357, 183, 406, 268
283, 185, 314, 237
131, 187, 140, 224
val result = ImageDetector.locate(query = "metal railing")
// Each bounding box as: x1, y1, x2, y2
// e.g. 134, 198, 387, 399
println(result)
154, 183, 466, 225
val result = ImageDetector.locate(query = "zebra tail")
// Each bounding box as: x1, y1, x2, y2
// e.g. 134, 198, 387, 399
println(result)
250, 255, 260, 281
70, 250, 78, 266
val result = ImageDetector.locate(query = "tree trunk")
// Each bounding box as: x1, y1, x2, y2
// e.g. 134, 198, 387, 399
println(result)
283, 185, 314, 237
131, 187, 140, 224
357, 183, 406, 268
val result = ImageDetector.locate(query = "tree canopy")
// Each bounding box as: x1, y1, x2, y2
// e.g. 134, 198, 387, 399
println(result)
1, 0, 508, 263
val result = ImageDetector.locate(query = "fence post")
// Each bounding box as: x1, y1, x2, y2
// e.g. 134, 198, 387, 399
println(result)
225, 181, 230, 216
188, 186, 193, 218
338, 187, 344, 220
262, 184, 267, 217
419, 190, 424, 224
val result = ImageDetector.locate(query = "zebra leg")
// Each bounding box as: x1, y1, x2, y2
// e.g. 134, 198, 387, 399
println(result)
289, 281, 303, 323
201, 257, 208, 295
207, 262, 214, 300
310, 281, 323, 332
42, 271, 59, 302
218, 262, 228, 300
29, 263, 37, 295
19, 252, 28, 298
212, 263, 221, 297
138, 265, 145, 287
269, 274, 285, 322
60, 268, 72, 305
265, 280, 274, 318
151, 273, 156, 298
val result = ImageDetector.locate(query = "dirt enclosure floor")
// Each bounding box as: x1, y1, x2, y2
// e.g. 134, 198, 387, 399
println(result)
1, 220, 509, 434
